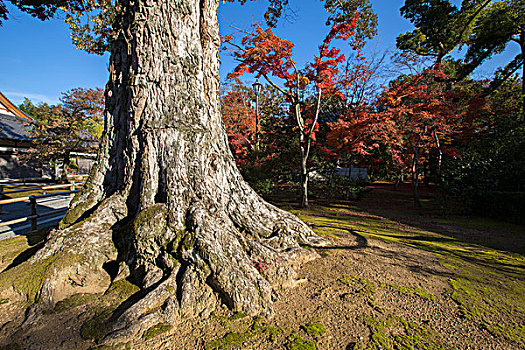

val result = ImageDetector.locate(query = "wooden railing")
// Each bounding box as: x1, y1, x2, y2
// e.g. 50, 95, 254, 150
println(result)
0, 183, 81, 196
0, 177, 54, 185
0, 174, 88, 185
0, 182, 83, 233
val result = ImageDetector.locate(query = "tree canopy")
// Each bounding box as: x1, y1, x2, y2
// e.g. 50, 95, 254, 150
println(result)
1, 0, 377, 53
20, 87, 104, 179
397, 0, 524, 89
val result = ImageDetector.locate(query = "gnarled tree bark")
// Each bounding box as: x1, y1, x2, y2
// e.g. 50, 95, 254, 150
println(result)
0, 0, 327, 345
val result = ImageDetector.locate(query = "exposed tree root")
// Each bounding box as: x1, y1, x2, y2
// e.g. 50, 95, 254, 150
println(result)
0, 190, 329, 346
99, 197, 327, 345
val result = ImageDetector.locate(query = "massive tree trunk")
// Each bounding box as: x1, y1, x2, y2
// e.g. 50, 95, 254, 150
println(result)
0, 0, 327, 345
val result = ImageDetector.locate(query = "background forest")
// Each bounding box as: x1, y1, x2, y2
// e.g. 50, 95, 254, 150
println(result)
15, 0, 524, 222
218, 0, 525, 223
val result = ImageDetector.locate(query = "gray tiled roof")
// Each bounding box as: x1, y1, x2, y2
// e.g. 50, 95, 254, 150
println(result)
0, 112, 33, 141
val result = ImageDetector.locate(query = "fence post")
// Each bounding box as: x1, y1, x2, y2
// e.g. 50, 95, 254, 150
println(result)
70, 181, 76, 202
30, 196, 37, 231
0, 185, 3, 214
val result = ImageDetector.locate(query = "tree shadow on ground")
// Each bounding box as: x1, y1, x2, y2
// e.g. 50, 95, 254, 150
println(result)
1, 227, 51, 273
356, 183, 525, 255
305, 226, 369, 251
370, 245, 456, 279
306, 222, 459, 279
274, 183, 525, 280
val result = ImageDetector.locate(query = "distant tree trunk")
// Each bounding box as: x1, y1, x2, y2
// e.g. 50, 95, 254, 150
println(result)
522, 59, 524, 113
60, 151, 70, 183
296, 103, 310, 209
300, 166, 309, 208
295, 87, 321, 209
394, 169, 403, 190
0, 0, 327, 345
433, 126, 443, 180
520, 24, 525, 114
411, 149, 422, 208
299, 135, 309, 208
50, 160, 58, 182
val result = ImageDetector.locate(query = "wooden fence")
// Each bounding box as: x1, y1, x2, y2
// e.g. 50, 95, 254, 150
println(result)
0, 182, 83, 233
0, 174, 88, 185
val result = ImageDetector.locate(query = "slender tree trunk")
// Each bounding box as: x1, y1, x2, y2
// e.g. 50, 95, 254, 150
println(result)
50, 160, 58, 182
300, 154, 309, 208
394, 168, 403, 190
296, 86, 321, 209
299, 134, 309, 209
411, 150, 422, 208
60, 151, 70, 183
296, 102, 309, 209
0, 0, 327, 345
433, 128, 443, 180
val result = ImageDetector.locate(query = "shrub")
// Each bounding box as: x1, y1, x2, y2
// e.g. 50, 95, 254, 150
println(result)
471, 191, 525, 225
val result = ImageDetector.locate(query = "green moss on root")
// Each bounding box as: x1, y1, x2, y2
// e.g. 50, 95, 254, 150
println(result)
133, 204, 168, 240
52, 293, 101, 313
80, 309, 113, 342
104, 279, 140, 302
143, 323, 173, 340
0, 252, 85, 303
59, 199, 92, 229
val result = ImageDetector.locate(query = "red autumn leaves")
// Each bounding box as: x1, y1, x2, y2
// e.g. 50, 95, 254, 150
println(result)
221, 17, 479, 203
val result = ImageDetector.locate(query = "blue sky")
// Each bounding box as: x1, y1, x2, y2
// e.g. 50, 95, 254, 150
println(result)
219, 0, 414, 79
0, 0, 519, 106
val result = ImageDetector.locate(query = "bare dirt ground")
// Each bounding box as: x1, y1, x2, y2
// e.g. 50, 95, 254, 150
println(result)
0, 183, 523, 350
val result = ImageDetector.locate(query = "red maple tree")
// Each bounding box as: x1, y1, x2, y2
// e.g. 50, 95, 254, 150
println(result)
374, 67, 461, 205
224, 15, 360, 207
220, 82, 257, 165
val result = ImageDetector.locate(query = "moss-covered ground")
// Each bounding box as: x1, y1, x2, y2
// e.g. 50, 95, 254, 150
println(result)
204, 312, 323, 350
282, 183, 525, 349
